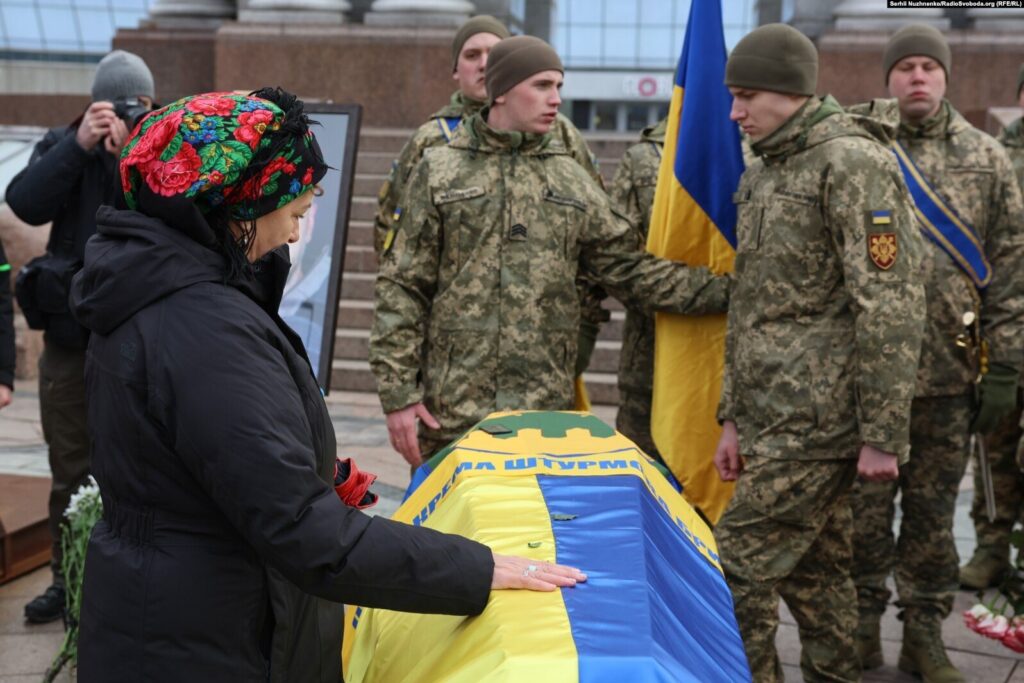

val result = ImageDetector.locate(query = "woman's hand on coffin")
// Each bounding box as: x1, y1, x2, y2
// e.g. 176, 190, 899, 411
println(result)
490, 553, 588, 592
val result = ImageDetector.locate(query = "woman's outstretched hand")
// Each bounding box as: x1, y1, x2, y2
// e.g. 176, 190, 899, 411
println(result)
490, 553, 587, 592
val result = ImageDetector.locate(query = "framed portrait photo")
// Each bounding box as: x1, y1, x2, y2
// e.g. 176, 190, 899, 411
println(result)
278, 103, 362, 393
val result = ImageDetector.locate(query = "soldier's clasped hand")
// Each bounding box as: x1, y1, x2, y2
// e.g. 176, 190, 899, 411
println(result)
713, 420, 743, 481
856, 444, 899, 482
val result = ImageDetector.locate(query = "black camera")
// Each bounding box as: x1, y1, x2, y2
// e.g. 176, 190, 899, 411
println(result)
113, 97, 149, 128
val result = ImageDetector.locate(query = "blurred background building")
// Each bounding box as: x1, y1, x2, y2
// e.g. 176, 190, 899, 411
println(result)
0, 0, 1022, 400
0, 1, 1020, 130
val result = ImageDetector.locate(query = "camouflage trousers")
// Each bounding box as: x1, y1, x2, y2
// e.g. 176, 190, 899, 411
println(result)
615, 388, 662, 463
716, 455, 859, 683
970, 399, 1024, 556
852, 395, 971, 621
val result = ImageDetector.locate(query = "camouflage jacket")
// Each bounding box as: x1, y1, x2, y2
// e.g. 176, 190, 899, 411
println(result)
370, 112, 730, 444
851, 99, 1024, 393
608, 118, 666, 396
375, 91, 608, 328
718, 96, 926, 461
374, 90, 603, 254
998, 116, 1024, 188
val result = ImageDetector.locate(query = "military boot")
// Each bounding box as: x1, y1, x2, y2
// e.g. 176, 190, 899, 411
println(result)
855, 614, 883, 670
898, 621, 965, 683
959, 547, 1009, 590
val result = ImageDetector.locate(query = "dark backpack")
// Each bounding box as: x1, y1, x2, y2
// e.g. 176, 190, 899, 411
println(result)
15, 251, 89, 349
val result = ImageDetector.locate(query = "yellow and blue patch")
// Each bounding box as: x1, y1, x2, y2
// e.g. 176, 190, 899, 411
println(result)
871, 210, 892, 225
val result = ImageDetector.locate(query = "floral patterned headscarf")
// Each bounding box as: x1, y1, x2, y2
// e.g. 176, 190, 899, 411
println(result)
119, 90, 327, 220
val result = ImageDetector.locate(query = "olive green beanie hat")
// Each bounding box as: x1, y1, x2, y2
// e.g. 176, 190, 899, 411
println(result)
883, 24, 951, 82
451, 15, 510, 71
725, 24, 818, 96
1016, 62, 1024, 97
485, 36, 563, 103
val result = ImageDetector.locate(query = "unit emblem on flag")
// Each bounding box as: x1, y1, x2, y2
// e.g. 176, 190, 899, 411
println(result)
868, 233, 898, 270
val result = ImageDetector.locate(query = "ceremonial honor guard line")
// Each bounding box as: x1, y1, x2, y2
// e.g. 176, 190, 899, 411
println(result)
343, 411, 751, 683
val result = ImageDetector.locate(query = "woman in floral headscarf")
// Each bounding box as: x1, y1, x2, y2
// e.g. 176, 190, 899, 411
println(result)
70, 88, 585, 683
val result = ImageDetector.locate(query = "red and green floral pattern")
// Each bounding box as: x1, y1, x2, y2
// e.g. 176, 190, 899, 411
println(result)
120, 91, 324, 219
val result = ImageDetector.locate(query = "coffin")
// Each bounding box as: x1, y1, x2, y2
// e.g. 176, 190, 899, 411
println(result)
342, 411, 751, 682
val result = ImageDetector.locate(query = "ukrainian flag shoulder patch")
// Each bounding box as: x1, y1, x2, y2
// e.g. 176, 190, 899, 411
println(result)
871, 210, 892, 225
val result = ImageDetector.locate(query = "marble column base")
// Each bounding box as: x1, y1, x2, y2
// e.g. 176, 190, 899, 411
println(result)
147, 0, 234, 27
834, 15, 950, 31
833, 0, 948, 31
968, 9, 1024, 31
238, 8, 347, 23
363, 11, 469, 26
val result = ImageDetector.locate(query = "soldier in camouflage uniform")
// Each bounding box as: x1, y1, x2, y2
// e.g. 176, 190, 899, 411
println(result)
370, 36, 730, 467
713, 25, 925, 683
608, 118, 666, 461
373, 15, 609, 395
373, 16, 604, 255
849, 26, 1024, 683
959, 62, 1024, 590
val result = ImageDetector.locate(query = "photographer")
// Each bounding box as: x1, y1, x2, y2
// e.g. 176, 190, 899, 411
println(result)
5, 49, 153, 624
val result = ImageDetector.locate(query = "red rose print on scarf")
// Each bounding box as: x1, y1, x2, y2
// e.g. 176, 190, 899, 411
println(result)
186, 95, 236, 117
301, 166, 313, 186
123, 109, 185, 168
141, 143, 202, 197
226, 156, 296, 202
262, 156, 296, 181
233, 109, 276, 151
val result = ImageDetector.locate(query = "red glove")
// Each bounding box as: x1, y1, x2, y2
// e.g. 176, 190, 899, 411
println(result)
333, 458, 378, 509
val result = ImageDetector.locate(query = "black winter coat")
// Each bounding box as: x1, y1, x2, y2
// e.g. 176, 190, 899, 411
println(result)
70, 207, 493, 682
6, 125, 118, 261
0, 241, 13, 388
6, 124, 119, 348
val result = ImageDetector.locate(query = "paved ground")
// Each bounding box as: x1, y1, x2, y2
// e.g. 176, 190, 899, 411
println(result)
1, 381, 1022, 681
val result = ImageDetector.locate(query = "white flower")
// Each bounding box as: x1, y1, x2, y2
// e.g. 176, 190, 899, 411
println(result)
65, 476, 102, 519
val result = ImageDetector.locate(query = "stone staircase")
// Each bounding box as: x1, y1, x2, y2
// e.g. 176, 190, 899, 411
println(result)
332, 127, 638, 405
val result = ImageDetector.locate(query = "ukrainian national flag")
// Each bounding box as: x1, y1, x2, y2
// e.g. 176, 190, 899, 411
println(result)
646, 0, 744, 524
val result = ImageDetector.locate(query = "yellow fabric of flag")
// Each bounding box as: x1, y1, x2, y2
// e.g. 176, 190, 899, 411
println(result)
645, 0, 745, 524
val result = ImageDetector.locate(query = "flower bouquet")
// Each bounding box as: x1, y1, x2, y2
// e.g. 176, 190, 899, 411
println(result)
963, 530, 1024, 654
44, 477, 103, 682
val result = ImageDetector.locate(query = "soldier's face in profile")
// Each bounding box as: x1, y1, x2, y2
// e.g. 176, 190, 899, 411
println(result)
493, 70, 564, 135
728, 88, 808, 143
888, 56, 947, 123
454, 32, 502, 102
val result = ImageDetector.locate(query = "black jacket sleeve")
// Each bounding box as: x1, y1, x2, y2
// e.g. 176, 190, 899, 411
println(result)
151, 293, 494, 616
0, 242, 12, 389
5, 127, 92, 226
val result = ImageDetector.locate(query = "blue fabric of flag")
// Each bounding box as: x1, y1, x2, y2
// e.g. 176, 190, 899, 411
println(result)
537, 474, 752, 682
672, 0, 745, 249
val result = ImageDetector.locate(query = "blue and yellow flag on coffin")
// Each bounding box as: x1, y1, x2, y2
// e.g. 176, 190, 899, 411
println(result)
646, 0, 745, 525
342, 412, 751, 683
